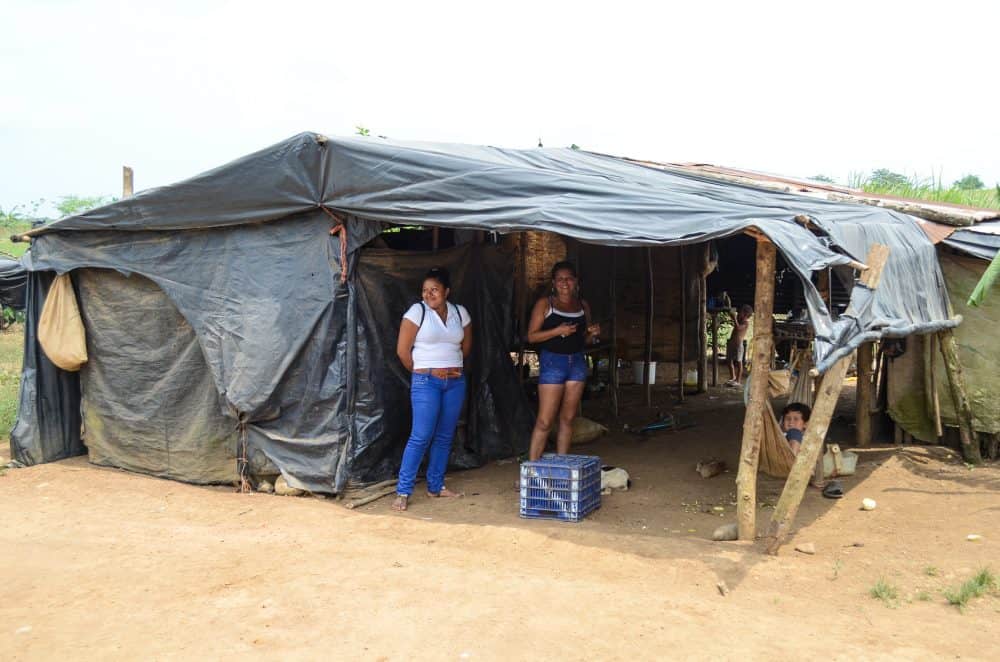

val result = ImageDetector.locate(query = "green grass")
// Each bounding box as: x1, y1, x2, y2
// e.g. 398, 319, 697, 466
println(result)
924, 566, 939, 577
0, 221, 32, 258
850, 174, 1000, 210
869, 577, 900, 607
944, 568, 998, 612
916, 590, 932, 602
0, 324, 24, 440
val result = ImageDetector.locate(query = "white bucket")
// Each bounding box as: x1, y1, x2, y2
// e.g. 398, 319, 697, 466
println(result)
633, 361, 657, 385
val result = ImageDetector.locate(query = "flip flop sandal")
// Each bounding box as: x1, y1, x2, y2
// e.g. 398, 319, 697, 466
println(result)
823, 480, 844, 499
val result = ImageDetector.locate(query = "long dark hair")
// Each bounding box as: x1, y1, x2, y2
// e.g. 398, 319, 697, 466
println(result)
550, 261, 577, 280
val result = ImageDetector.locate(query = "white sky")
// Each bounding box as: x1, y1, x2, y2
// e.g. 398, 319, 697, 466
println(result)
2, 0, 998, 214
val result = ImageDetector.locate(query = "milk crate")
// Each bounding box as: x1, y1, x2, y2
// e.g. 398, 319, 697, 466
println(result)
519, 453, 601, 522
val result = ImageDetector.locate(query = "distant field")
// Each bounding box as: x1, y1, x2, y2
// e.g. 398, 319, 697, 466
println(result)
860, 182, 1000, 210
0, 324, 23, 440
0, 221, 32, 258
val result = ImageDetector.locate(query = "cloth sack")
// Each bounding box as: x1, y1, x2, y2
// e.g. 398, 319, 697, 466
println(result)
38, 273, 88, 371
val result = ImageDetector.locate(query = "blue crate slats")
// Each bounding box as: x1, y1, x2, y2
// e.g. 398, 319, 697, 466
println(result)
519, 453, 601, 522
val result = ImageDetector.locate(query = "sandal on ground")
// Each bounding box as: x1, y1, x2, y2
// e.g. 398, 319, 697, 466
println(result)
391, 494, 409, 511
427, 487, 464, 498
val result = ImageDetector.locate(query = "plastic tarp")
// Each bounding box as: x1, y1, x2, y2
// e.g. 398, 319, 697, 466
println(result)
13, 132, 957, 489
888, 252, 1000, 439
944, 220, 1000, 261
9, 271, 82, 465
0, 257, 27, 310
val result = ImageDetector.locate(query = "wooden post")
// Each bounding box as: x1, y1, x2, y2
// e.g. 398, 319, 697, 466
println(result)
610, 248, 619, 418
711, 312, 719, 386
764, 244, 890, 554
927, 334, 943, 439
432, 227, 440, 252
698, 245, 708, 394
735, 236, 776, 541
644, 247, 654, 407
516, 234, 529, 384
937, 328, 982, 464
678, 246, 686, 402
122, 166, 134, 198
856, 342, 874, 447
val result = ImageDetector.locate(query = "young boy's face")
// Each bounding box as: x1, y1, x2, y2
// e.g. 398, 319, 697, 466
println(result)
782, 411, 807, 432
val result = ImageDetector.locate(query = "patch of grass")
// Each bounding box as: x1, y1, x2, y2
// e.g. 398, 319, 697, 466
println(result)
869, 577, 899, 607
924, 566, 939, 577
850, 173, 1000, 210
944, 568, 998, 612
916, 590, 932, 602
0, 324, 24, 439
0, 221, 32, 258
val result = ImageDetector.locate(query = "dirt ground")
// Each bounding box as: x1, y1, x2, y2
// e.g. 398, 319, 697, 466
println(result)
2, 382, 998, 661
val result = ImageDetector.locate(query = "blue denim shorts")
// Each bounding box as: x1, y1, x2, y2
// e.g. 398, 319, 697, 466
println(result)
538, 350, 588, 385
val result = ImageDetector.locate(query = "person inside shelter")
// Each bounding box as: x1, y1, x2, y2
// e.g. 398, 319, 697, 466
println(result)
780, 402, 811, 456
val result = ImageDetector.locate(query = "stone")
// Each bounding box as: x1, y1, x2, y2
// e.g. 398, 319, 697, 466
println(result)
274, 475, 305, 497
256, 480, 274, 494
795, 542, 816, 555
716, 581, 730, 596
712, 523, 738, 541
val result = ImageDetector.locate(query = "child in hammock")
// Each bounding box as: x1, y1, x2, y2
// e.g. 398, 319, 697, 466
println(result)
780, 402, 812, 456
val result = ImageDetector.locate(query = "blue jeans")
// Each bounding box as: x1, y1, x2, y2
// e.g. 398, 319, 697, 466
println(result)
397, 373, 467, 496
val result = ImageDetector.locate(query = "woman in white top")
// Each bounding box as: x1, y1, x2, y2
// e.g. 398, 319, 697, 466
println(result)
392, 267, 472, 511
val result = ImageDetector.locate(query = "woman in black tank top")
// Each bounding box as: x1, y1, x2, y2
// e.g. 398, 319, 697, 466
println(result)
525, 261, 600, 460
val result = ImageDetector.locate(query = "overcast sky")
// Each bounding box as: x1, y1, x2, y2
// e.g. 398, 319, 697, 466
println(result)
2, 0, 997, 215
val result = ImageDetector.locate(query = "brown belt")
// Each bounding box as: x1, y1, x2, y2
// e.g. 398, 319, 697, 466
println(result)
413, 367, 463, 378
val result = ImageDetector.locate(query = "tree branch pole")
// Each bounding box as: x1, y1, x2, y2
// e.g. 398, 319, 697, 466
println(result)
711, 311, 719, 387
122, 166, 134, 199
764, 244, 890, 554
856, 341, 874, 447
678, 246, 686, 403
937, 327, 982, 463
697, 244, 708, 394
735, 234, 776, 541
610, 248, 619, 418
644, 247, 654, 406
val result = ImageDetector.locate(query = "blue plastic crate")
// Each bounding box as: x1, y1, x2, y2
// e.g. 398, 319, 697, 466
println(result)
519, 453, 602, 522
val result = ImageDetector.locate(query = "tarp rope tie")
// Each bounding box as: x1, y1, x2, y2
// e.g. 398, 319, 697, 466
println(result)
236, 413, 251, 493
321, 206, 349, 283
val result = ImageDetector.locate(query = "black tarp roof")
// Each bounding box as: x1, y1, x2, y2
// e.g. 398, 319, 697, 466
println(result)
13, 132, 958, 492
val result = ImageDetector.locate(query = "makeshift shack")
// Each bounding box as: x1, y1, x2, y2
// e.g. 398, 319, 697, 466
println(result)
10, 133, 960, 544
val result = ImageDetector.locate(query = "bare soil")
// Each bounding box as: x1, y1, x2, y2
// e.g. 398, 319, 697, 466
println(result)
2, 382, 998, 660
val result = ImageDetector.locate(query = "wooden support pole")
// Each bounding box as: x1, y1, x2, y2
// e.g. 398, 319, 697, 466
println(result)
856, 342, 874, 447
927, 334, 943, 439
516, 234, 529, 384
711, 312, 719, 387
610, 248, 619, 418
678, 246, 686, 402
735, 236, 776, 541
122, 166, 134, 198
432, 227, 440, 252
937, 328, 982, 464
764, 244, 890, 554
644, 247, 654, 407
698, 245, 708, 394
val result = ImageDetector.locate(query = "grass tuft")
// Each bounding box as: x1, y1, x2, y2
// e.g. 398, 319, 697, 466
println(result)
944, 568, 998, 612
869, 577, 899, 607
924, 566, 939, 577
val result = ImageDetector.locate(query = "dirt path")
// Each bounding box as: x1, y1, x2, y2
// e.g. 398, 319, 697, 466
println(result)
2, 385, 998, 660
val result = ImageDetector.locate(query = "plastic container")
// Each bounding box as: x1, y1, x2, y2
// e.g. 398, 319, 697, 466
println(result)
520, 453, 602, 522
632, 361, 656, 385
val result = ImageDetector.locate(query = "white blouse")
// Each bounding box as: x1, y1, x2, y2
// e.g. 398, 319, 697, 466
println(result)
403, 302, 471, 369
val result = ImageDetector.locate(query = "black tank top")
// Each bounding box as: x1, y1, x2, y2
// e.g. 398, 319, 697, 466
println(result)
539, 297, 586, 354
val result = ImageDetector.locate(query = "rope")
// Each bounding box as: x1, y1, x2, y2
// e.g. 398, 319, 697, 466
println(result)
320, 206, 348, 283
237, 416, 251, 493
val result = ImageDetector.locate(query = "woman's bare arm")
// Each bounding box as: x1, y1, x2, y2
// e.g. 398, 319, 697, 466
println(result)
397, 319, 419, 372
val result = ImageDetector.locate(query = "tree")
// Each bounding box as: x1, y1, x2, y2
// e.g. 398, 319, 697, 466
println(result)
56, 195, 114, 218
869, 169, 909, 188
355, 125, 370, 137
953, 174, 984, 190
808, 174, 835, 184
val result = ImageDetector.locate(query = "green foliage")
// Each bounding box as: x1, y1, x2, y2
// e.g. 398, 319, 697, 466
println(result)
869, 169, 910, 188
915, 590, 932, 602
869, 577, 899, 607
0, 324, 24, 440
808, 174, 835, 184
944, 568, 997, 611
570, 144, 581, 150
355, 125, 371, 137
56, 195, 114, 218
924, 565, 939, 577
953, 174, 984, 190
850, 170, 1000, 210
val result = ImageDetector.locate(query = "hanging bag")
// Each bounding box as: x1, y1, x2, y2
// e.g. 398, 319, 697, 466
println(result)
38, 273, 88, 371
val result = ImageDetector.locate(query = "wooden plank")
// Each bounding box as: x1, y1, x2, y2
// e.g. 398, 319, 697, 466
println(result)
610, 248, 619, 418
711, 312, 719, 386
856, 342, 874, 447
678, 246, 686, 402
122, 166, 134, 198
937, 328, 982, 463
698, 246, 708, 393
735, 236, 776, 541
763, 243, 889, 554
